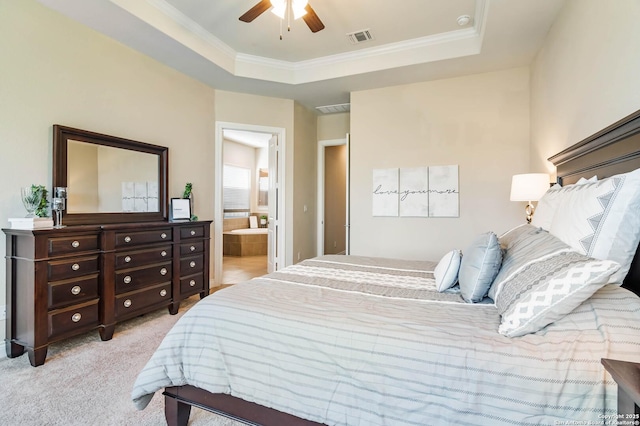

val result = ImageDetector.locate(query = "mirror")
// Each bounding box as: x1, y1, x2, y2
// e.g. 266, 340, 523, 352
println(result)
53, 125, 168, 225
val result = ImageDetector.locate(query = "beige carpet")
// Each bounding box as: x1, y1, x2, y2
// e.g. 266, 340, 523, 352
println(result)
0, 295, 245, 426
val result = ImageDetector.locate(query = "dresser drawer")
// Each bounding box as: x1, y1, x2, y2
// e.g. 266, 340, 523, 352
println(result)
48, 274, 99, 309
48, 299, 99, 339
180, 241, 204, 256
180, 254, 204, 275
115, 283, 171, 319
115, 228, 172, 247
180, 273, 205, 295
115, 245, 172, 269
115, 262, 172, 294
47, 255, 99, 281
48, 235, 99, 256
180, 225, 205, 240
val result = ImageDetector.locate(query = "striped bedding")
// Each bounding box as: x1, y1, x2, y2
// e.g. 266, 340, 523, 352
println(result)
132, 255, 640, 425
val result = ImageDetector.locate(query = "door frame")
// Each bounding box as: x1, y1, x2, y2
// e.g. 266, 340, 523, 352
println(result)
214, 121, 287, 285
316, 136, 350, 256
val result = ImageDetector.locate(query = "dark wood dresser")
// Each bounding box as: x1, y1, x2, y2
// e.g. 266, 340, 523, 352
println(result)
3, 220, 211, 366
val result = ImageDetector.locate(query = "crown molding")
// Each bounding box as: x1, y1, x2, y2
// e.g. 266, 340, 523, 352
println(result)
115, 0, 488, 85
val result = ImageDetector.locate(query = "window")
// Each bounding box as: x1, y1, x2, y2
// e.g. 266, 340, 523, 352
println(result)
223, 165, 251, 218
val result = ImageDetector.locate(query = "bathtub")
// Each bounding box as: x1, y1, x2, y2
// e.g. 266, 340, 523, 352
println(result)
229, 228, 268, 235
223, 228, 268, 256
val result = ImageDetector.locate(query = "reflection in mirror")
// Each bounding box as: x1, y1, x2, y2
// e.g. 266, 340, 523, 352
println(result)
67, 140, 159, 213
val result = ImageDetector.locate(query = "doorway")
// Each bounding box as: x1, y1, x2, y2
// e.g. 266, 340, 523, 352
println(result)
214, 122, 286, 286
317, 135, 350, 256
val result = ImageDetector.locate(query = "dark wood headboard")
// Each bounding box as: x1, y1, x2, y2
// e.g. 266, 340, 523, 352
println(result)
547, 109, 640, 296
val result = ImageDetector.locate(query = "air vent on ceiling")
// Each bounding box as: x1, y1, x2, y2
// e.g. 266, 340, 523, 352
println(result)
315, 103, 351, 114
347, 29, 373, 45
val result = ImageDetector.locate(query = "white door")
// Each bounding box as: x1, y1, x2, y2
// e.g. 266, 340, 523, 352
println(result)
267, 134, 279, 272
345, 133, 351, 255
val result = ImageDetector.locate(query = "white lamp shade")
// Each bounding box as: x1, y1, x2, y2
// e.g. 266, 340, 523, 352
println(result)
510, 173, 550, 202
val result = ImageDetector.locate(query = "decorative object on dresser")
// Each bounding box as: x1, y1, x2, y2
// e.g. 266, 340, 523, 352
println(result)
10, 185, 53, 229
169, 198, 191, 222
21, 185, 45, 217
3, 125, 212, 367
51, 186, 68, 228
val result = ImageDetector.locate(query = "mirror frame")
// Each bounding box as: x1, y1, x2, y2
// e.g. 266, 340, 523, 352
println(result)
53, 125, 169, 225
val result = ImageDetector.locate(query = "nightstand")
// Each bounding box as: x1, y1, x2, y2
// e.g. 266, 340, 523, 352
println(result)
602, 358, 640, 416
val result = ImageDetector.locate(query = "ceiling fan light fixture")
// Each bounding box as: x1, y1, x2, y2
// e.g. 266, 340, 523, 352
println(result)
270, 0, 308, 20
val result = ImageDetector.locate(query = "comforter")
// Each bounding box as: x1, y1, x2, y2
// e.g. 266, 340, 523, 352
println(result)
132, 255, 640, 425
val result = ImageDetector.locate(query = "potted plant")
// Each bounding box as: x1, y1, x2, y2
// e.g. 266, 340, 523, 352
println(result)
260, 215, 267, 227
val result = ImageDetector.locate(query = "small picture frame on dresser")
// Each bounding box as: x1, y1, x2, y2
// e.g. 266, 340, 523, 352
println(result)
169, 198, 191, 222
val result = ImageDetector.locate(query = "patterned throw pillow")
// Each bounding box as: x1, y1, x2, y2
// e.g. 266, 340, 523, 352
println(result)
488, 225, 574, 301
459, 232, 502, 303
434, 250, 462, 292
496, 251, 619, 338
548, 168, 640, 283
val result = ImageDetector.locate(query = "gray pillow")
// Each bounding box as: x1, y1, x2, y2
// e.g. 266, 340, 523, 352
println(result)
497, 251, 619, 337
459, 232, 502, 303
488, 225, 572, 301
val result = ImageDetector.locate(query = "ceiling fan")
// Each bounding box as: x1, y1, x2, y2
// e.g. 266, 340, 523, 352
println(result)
239, 0, 325, 35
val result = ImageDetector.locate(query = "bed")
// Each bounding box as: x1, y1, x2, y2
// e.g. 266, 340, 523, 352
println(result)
132, 109, 640, 426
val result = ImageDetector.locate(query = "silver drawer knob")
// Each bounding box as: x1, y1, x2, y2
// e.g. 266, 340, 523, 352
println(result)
124, 256, 132, 263
71, 313, 82, 322
190, 261, 196, 268
123, 275, 132, 284
190, 230, 196, 236
161, 250, 167, 257
71, 263, 80, 271
160, 289, 167, 297
160, 268, 168, 276
189, 279, 196, 287
190, 245, 196, 252
71, 285, 81, 295
161, 232, 167, 239
71, 240, 80, 248
123, 299, 132, 308
124, 236, 131, 243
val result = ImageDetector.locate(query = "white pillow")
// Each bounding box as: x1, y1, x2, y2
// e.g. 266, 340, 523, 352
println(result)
548, 167, 640, 283
530, 184, 562, 231
576, 176, 598, 185
434, 250, 461, 292
528, 177, 599, 231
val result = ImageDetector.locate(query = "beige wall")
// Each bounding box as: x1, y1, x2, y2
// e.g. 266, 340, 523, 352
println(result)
0, 0, 216, 343
531, 0, 640, 176
350, 68, 530, 260
318, 113, 350, 141
293, 102, 318, 262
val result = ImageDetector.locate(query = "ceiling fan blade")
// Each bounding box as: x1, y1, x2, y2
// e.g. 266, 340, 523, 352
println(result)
302, 4, 325, 33
239, 0, 272, 23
